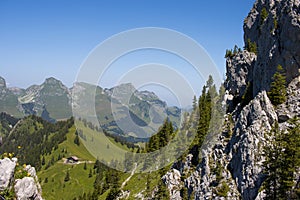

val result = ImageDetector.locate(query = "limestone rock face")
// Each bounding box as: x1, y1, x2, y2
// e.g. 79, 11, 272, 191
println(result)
162, 169, 182, 200
0, 158, 16, 190
225, 51, 256, 99
276, 78, 300, 122
0, 158, 43, 200
228, 91, 277, 200
170, 91, 278, 200
187, 92, 276, 200
14, 177, 42, 200
244, 0, 300, 95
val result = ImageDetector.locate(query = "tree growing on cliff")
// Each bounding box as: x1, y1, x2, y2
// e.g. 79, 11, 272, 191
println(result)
245, 38, 257, 54
263, 118, 300, 199
267, 65, 287, 106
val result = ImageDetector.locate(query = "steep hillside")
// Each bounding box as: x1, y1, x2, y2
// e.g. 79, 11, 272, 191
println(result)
159, 0, 300, 200
37, 126, 97, 200
0, 115, 74, 170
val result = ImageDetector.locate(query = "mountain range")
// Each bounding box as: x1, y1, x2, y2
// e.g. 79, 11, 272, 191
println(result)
0, 76, 181, 137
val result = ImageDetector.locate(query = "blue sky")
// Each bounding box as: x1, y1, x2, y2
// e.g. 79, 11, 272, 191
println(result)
0, 0, 255, 105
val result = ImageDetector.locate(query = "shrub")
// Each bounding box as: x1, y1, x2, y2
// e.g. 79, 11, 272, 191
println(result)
216, 181, 230, 197
261, 7, 268, 22
246, 39, 258, 54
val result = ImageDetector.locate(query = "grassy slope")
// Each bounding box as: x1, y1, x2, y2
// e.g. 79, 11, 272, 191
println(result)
38, 163, 95, 200
38, 126, 96, 200
0, 93, 23, 118
121, 171, 161, 200
76, 121, 128, 163
38, 124, 139, 200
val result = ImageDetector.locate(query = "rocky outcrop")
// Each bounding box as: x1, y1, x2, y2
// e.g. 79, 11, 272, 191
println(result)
188, 91, 276, 200
225, 51, 256, 99
244, 0, 300, 95
228, 91, 277, 200
162, 169, 182, 200
15, 177, 42, 200
0, 158, 16, 190
276, 78, 300, 122
165, 91, 278, 199
0, 158, 43, 200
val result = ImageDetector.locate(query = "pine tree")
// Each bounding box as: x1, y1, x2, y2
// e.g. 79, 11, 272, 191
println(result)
41, 156, 45, 166
263, 118, 300, 199
146, 118, 174, 152
88, 168, 92, 178
64, 170, 70, 182
263, 122, 282, 199
196, 84, 212, 146
268, 65, 287, 106
246, 38, 258, 54
74, 135, 80, 146
279, 117, 300, 199
225, 49, 233, 58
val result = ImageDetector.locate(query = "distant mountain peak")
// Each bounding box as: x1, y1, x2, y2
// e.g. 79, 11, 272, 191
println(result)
43, 77, 64, 86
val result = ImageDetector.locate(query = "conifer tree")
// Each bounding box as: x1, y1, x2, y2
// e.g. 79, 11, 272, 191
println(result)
41, 156, 45, 166
263, 122, 282, 199
64, 170, 70, 182
268, 65, 287, 106
89, 168, 92, 178
263, 118, 300, 199
146, 118, 173, 152
74, 135, 80, 146
246, 38, 258, 54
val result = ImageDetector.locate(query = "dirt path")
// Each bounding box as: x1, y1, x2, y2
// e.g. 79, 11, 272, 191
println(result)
121, 163, 137, 189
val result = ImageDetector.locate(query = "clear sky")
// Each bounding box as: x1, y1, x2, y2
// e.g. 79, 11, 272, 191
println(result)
0, 0, 255, 106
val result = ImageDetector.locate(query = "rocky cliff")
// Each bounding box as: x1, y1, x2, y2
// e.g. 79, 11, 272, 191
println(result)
163, 0, 300, 199
244, 0, 300, 95
0, 157, 43, 200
